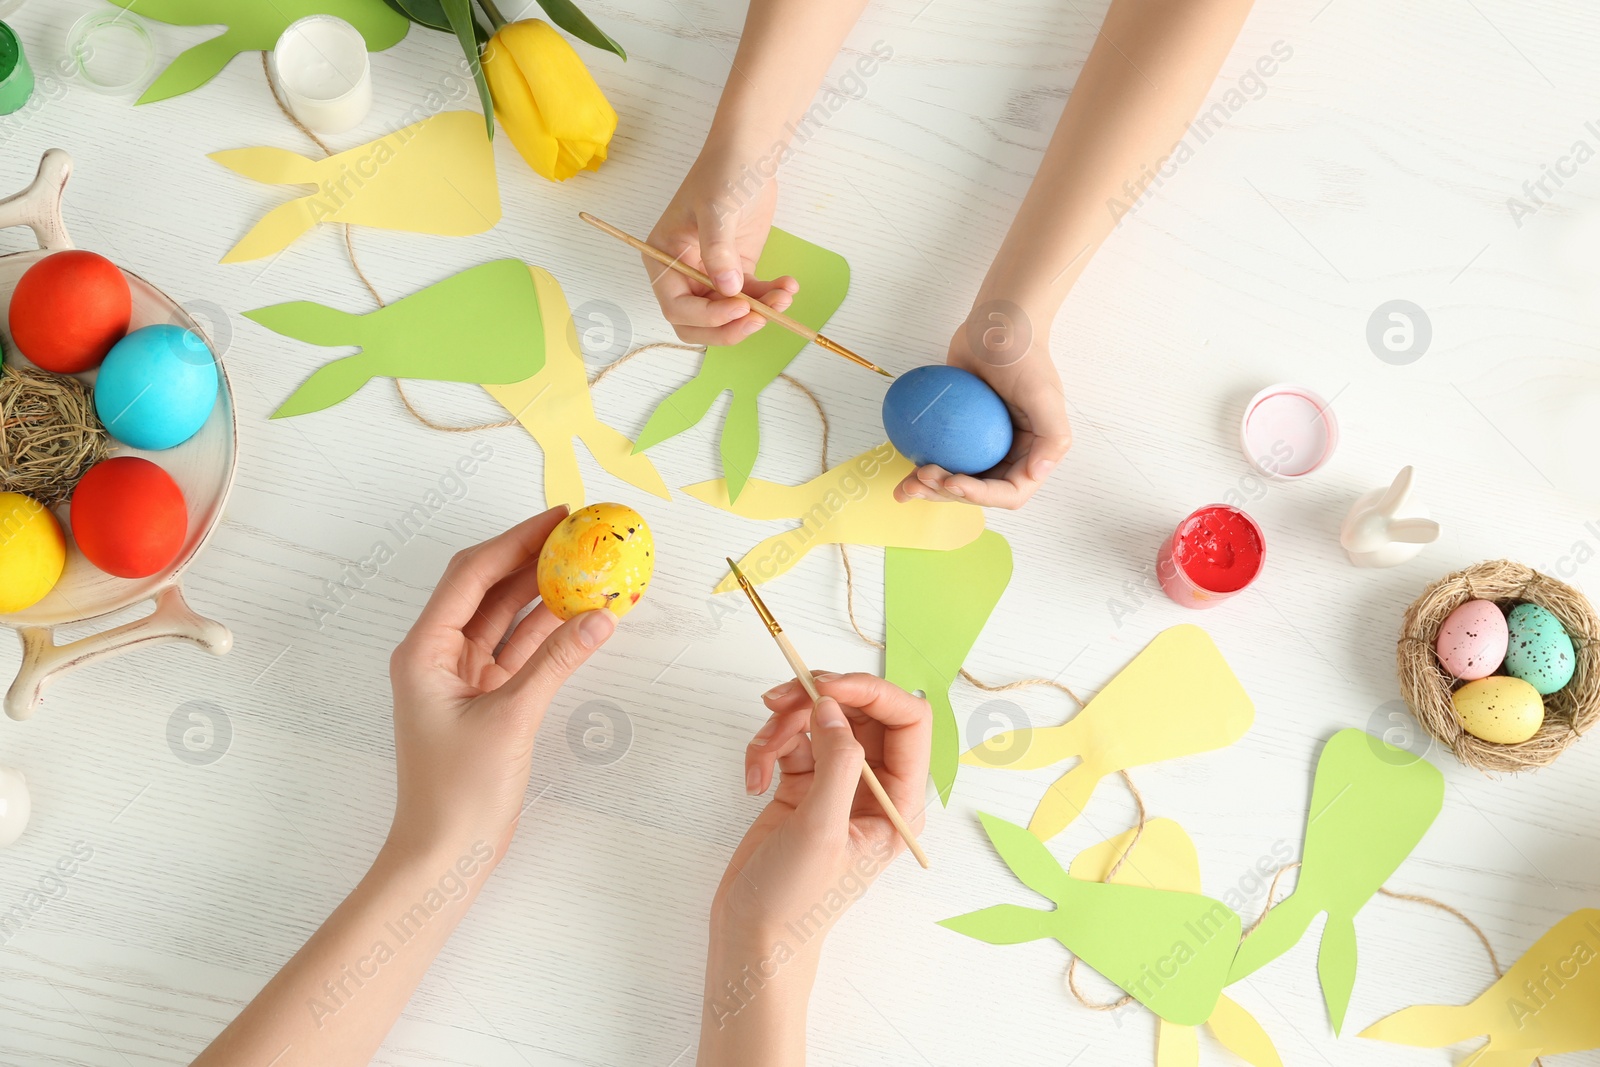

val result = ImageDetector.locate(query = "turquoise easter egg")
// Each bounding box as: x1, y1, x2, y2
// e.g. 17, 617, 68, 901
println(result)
1504, 603, 1576, 695
882, 365, 1013, 475
94, 324, 218, 451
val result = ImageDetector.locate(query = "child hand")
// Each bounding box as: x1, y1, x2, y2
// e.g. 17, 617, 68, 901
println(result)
646, 149, 798, 347
386, 508, 617, 862
894, 316, 1073, 510
714, 674, 931, 949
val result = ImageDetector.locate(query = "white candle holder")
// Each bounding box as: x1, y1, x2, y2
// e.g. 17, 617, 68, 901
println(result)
271, 15, 373, 135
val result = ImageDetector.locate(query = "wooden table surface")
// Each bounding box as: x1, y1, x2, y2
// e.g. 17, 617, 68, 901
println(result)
2, 0, 1598, 1064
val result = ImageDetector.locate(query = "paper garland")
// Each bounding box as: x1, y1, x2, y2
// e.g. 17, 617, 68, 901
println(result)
884, 530, 1013, 806
110, 0, 409, 105
211, 111, 501, 263
249, 259, 545, 417
684, 442, 984, 594
249, 260, 667, 507
1362, 908, 1600, 1064
632, 229, 851, 503
1070, 821, 1283, 1067
962, 626, 1255, 841
483, 266, 670, 509
1229, 728, 1444, 1035
939, 812, 1241, 1027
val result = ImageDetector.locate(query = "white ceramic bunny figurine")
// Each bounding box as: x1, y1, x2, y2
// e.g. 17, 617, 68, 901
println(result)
1340, 466, 1441, 567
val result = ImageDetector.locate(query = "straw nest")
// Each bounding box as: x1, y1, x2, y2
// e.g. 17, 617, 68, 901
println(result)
0, 364, 111, 506
1399, 560, 1600, 772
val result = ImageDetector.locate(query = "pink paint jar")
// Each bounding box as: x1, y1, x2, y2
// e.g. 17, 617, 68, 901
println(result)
1157, 504, 1266, 609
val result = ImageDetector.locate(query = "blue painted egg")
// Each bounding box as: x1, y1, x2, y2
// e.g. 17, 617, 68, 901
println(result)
882, 365, 1013, 475
94, 325, 219, 450
1504, 602, 1576, 695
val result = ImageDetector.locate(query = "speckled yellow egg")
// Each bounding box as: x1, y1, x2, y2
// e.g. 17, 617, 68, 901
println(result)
537, 503, 653, 620
1451, 675, 1545, 745
0, 493, 67, 614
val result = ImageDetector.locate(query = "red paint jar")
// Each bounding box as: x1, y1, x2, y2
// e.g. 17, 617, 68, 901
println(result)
1157, 504, 1266, 608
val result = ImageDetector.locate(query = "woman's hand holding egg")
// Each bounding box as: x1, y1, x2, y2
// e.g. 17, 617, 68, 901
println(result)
893, 316, 1072, 510
385, 508, 621, 863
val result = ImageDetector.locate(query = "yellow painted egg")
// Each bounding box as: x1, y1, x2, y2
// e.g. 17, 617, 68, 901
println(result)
1450, 675, 1545, 744
0, 493, 67, 614
537, 503, 653, 620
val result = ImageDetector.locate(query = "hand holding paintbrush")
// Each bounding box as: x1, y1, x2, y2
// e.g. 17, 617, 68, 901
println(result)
729, 559, 931, 868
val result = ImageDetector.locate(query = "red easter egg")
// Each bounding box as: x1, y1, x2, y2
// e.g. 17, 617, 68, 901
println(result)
9, 250, 132, 373
69, 457, 188, 579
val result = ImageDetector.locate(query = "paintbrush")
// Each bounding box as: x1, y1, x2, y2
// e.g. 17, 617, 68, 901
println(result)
579, 212, 893, 379
727, 558, 930, 869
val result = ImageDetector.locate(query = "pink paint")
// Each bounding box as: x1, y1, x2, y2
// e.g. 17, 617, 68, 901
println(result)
1157, 505, 1266, 608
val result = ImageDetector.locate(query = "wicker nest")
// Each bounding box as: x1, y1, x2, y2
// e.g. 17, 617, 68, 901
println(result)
1399, 560, 1600, 771
0, 365, 111, 506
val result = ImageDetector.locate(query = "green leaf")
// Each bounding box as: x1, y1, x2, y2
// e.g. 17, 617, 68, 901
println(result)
384, 0, 489, 39
533, 0, 626, 60
439, 0, 495, 139
380, 0, 449, 30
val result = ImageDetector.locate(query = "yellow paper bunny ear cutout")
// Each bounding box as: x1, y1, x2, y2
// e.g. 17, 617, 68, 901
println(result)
1362, 908, 1600, 1065
683, 443, 984, 593
963, 626, 1254, 841
484, 267, 671, 510
211, 111, 500, 263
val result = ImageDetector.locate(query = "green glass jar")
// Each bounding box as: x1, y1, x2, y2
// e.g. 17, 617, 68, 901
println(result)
0, 21, 33, 116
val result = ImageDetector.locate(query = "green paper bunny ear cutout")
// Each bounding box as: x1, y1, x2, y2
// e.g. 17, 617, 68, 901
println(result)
939, 812, 1240, 1027
884, 530, 1013, 805
632, 229, 851, 502
1228, 728, 1445, 1035
248, 259, 545, 417
110, 0, 410, 105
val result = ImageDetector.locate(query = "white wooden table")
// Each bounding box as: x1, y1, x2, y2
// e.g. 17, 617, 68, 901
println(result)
2, 1, 1599, 1063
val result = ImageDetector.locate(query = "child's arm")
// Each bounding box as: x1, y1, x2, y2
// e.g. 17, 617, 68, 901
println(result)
698, 673, 932, 1066
897, 0, 1258, 510
647, 0, 871, 346
191, 508, 617, 1066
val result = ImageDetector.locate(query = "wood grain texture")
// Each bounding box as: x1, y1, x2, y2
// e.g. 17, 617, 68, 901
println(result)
1, 0, 1599, 1063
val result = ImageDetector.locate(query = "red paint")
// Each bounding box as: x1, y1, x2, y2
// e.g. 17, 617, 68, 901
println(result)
69, 457, 188, 579
9, 250, 131, 373
1157, 505, 1265, 608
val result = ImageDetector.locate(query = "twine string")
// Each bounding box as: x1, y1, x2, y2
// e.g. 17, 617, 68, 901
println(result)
261, 51, 1523, 1030
0, 367, 111, 506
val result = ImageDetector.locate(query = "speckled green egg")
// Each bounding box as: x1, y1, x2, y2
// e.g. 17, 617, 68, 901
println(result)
1451, 675, 1545, 744
1503, 603, 1575, 696
536, 503, 653, 620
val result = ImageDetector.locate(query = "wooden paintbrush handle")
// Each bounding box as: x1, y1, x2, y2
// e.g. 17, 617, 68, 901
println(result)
578, 212, 822, 342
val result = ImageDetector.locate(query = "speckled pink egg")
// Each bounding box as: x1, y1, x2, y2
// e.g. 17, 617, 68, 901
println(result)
1434, 599, 1508, 680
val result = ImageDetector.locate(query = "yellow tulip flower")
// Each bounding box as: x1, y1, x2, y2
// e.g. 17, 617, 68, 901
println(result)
484, 19, 617, 182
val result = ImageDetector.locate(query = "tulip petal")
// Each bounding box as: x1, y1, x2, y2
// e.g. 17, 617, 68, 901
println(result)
500, 19, 617, 145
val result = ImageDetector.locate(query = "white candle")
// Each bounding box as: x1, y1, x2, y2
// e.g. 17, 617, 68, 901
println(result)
271, 15, 372, 135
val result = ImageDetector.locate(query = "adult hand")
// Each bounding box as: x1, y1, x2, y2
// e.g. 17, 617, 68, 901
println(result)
894, 309, 1073, 510
646, 149, 798, 347
386, 507, 617, 861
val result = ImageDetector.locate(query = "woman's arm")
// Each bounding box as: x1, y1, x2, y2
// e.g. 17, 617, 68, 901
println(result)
698, 674, 933, 1066
899, 0, 1258, 509
192, 509, 617, 1066
647, 0, 871, 346
191, 838, 497, 1066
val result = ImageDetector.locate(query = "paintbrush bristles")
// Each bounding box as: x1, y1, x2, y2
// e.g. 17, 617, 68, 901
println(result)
727, 557, 781, 635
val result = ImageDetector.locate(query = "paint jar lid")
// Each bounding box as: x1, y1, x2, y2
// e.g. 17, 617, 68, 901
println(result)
1239, 384, 1339, 479
67, 11, 154, 95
